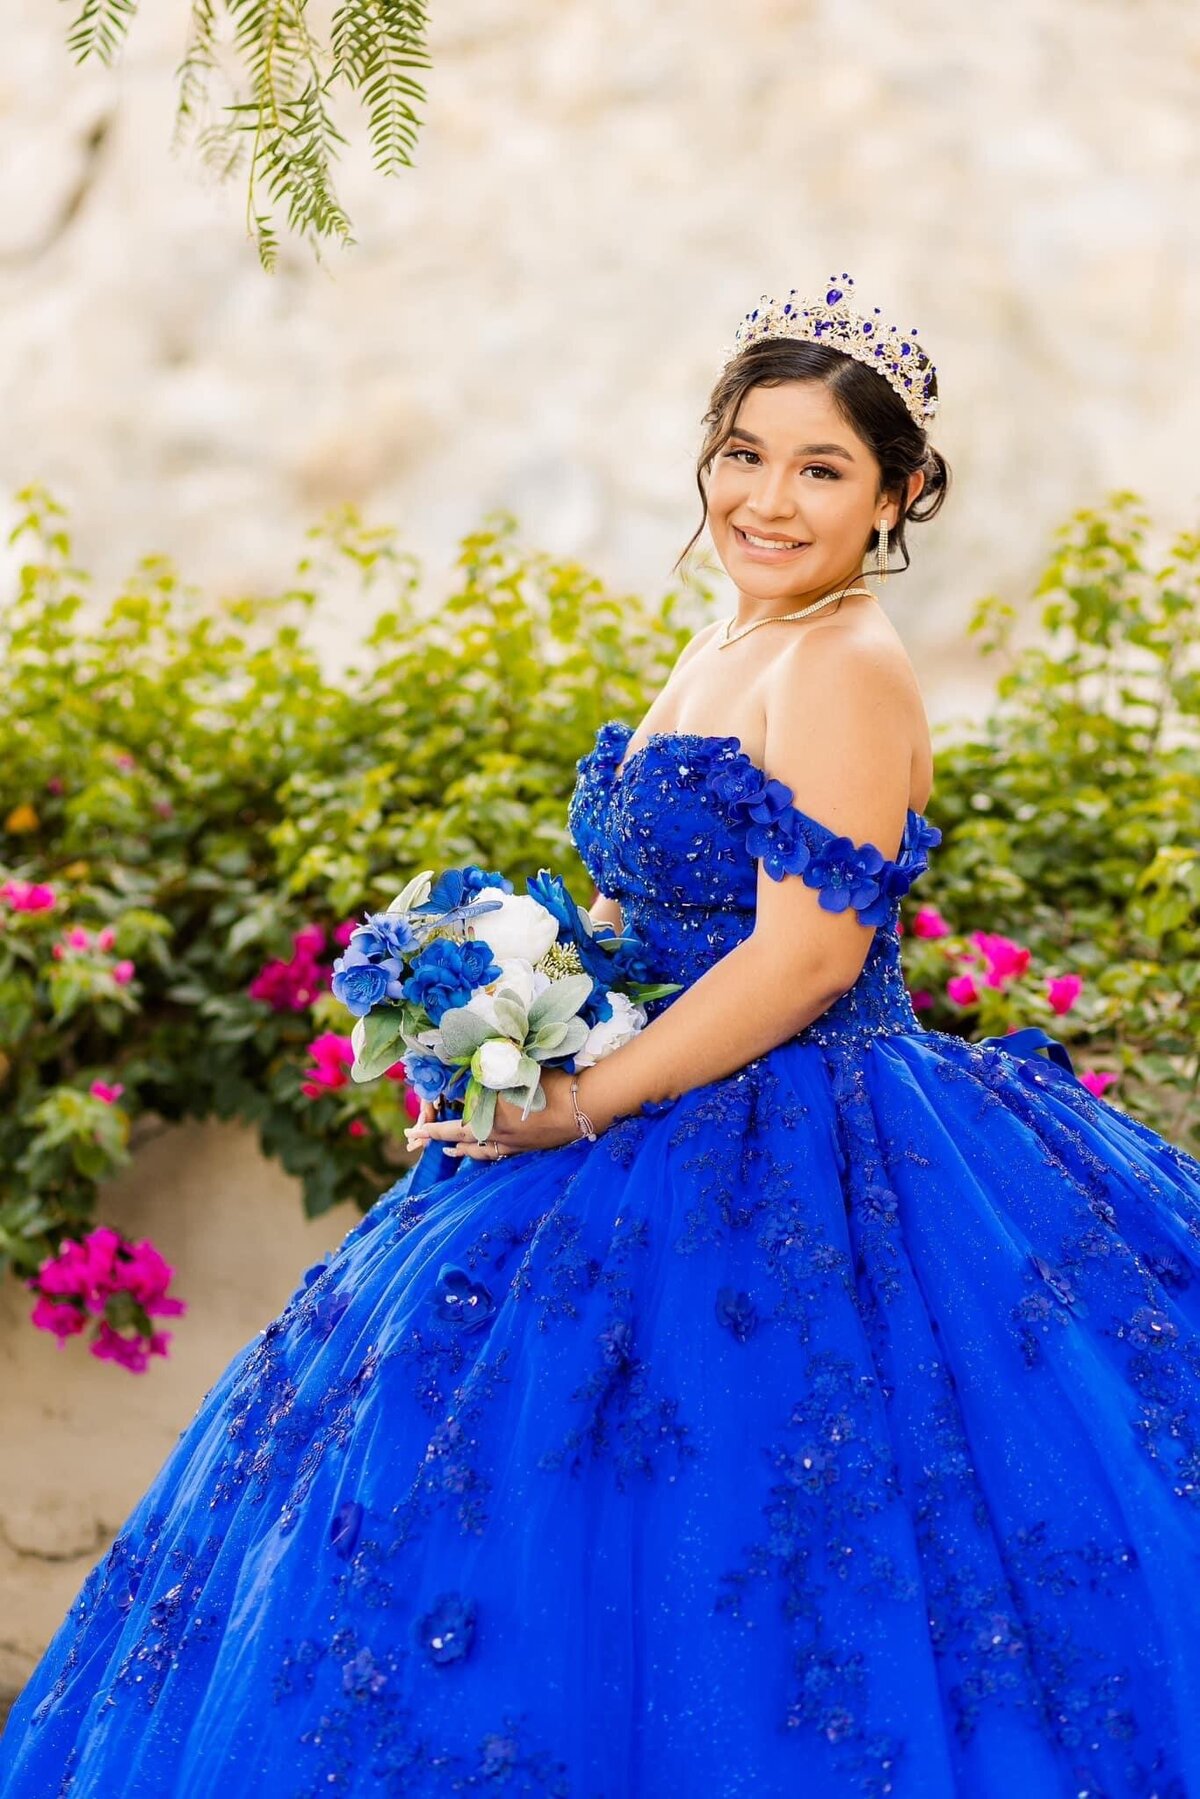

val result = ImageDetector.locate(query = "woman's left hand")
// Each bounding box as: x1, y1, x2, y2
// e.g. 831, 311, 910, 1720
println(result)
403, 1068, 588, 1162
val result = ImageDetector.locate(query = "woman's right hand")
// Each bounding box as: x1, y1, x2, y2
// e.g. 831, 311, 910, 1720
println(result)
405, 1097, 438, 1152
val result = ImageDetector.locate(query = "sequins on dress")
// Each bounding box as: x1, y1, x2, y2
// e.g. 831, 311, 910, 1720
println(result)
5, 718, 1200, 1799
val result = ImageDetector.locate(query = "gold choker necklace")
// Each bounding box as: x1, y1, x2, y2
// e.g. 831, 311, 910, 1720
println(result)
717, 583, 876, 649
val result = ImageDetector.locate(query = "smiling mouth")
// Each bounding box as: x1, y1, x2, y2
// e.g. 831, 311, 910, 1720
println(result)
733, 525, 811, 553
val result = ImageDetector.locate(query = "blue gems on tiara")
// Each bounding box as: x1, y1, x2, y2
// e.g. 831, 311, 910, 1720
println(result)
718, 272, 939, 431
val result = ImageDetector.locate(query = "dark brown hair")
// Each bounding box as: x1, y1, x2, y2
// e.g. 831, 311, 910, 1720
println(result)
675, 338, 951, 577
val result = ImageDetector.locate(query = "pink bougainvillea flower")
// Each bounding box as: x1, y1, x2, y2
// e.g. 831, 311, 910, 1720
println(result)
116, 1239, 188, 1317
947, 973, 980, 1005
113, 752, 137, 772
2, 878, 57, 912
153, 800, 174, 818
909, 988, 935, 1012
89, 1079, 125, 1104
912, 905, 950, 939
248, 925, 332, 1012
111, 960, 135, 985
1046, 973, 1083, 1015
333, 918, 359, 947
35, 1241, 94, 1303
384, 1060, 407, 1083
29, 1226, 186, 1368
66, 926, 92, 950
347, 1118, 369, 1138
970, 931, 1031, 989
292, 923, 327, 958
30, 1295, 87, 1344
1081, 1069, 1120, 1097
403, 1085, 423, 1120
96, 925, 116, 952
301, 1031, 355, 1097
89, 1322, 172, 1373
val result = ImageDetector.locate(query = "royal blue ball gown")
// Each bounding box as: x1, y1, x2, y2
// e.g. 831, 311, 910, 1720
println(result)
5, 718, 1200, 1799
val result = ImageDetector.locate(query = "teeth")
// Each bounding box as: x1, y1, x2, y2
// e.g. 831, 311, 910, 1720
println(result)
742, 530, 805, 550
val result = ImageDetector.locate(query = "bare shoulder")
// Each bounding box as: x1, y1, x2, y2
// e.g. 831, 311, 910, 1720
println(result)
672, 617, 725, 670
761, 607, 933, 815
767, 609, 921, 717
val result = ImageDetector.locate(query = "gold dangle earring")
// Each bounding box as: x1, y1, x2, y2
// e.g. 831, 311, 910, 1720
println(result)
876, 517, 889, 584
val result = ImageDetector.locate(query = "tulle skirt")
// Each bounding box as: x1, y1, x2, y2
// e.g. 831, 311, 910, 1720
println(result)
4, 1025, 1200, 1798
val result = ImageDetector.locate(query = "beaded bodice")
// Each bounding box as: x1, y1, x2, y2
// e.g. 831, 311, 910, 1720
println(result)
568, 718, 943, 1050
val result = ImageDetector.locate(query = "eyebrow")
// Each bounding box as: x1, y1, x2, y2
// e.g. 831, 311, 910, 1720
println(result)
726, 428, 856, 461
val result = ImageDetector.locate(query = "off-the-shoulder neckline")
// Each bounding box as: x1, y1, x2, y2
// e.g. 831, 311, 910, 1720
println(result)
592, 716, 937, 838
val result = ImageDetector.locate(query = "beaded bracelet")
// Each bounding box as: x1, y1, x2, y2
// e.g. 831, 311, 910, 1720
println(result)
569, 1076, 598, 1142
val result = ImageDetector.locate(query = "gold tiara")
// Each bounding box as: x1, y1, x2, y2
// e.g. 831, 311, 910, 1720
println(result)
719, 272, 938, 431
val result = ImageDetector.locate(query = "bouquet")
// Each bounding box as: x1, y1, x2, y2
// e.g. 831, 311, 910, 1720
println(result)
331, 865, 681, 1143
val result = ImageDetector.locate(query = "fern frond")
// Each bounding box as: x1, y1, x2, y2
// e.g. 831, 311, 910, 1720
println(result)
330, 0, 429, 174
173, 0, 221, 149
251, 211, 280, 272
64, 0, 138, 65
60, 0, 428, 262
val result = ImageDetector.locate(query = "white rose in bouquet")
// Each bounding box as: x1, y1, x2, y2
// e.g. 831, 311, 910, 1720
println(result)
573, 991, 648, 1068
464, 957, 551, 1033
475, 1037, 527, 1089
471, 893, 559, 965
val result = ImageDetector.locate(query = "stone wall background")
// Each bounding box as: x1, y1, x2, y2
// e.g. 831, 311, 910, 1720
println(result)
3, 0, 1199, 717
3, 0, 1200, 1696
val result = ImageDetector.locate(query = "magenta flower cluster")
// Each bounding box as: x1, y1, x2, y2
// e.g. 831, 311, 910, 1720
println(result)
28, 1226, 188, 1373
903, 904, 1117, 1100
248, 921, 352, 1011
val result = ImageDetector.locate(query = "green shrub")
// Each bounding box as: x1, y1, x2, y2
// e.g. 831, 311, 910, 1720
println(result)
908, 491, 1200, 1149
0, 486, 696, 1279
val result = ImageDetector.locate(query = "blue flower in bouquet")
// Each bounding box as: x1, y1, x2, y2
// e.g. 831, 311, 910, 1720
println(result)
331, 946, 405, 1018
415, 865, 512, 930
348, 911, 419, 962
403, 1053, 454, 1103
526, 869, 579, 940
403, 939, 501, 1024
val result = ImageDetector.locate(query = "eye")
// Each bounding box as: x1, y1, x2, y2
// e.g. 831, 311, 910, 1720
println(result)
725, 447, 760, 464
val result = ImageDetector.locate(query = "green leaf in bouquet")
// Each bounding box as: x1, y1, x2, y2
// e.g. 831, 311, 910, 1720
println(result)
504, 1079, 547, 1122
350, 1009, 408, 1082
387, 870, 434, 913
511, 1052, 542, 1090
438, 1005, 495, 1059
491, 993, 529, 1040
464, 1082, 498, 1143
528, 1017, 589, 1059
625, 981, 684, 1003
527, 974, 593, 1030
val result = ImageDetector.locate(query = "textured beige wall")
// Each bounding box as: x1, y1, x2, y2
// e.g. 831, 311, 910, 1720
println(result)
0, 1121, 361, 1699
2, 1, 1200, 728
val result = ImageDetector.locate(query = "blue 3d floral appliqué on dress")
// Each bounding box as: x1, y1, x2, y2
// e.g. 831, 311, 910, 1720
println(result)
5, 716, 1200, 1798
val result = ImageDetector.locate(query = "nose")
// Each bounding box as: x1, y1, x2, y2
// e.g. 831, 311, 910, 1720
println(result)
746, 462, 798, 523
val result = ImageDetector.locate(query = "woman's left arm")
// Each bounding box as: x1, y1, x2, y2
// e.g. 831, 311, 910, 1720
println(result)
410, 635, 915, 1157
576, 633, 916, 1131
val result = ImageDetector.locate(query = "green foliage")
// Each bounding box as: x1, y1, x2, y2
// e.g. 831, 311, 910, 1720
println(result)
908, 491, 1200, 1151
0, 485, 694, 1282
63, 0, 431, 268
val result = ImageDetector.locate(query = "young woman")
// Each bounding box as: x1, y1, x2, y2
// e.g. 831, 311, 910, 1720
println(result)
5, 275, 1200, 1798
